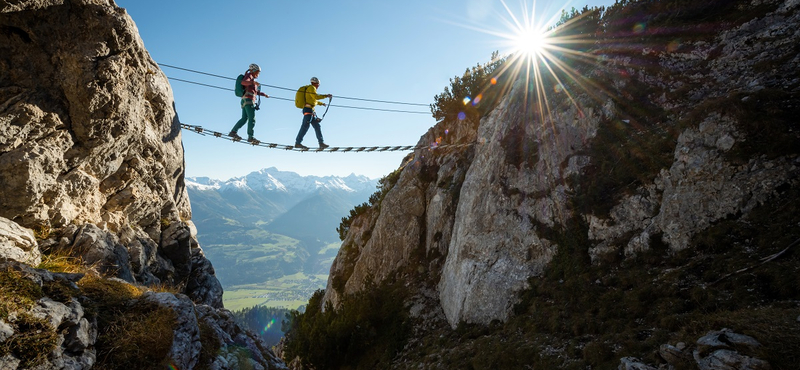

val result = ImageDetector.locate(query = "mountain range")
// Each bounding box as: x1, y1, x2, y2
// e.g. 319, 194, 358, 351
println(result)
185, 167, 377, 292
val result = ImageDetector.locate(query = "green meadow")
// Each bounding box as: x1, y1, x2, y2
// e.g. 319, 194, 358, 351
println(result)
223, 272, 329, 311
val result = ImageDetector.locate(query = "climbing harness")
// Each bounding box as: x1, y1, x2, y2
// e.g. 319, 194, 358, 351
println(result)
180, 123, 474, 153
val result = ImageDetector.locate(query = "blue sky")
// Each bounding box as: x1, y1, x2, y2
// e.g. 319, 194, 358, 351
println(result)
116, 0, 613, 180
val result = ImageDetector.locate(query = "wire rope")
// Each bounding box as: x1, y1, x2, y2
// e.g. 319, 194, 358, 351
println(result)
166, 77, 430, 114
159, 63, 430, 107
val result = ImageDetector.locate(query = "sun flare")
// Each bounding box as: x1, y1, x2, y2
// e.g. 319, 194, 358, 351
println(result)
450, 0, 602, 129
512, 26, 551, 60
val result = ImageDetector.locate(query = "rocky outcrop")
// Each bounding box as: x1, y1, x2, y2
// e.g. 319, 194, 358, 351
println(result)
323, 0, 799, 335
0, 0, 284, 368
0, 0, 200, 287
196, 304, 286, 370
620, 328, 771, 370
0, 261, 95, 370
588, 0, 800, 257
0, 216, 41, 266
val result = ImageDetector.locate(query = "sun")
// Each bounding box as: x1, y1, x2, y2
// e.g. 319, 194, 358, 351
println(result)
511, 26, 551, 60
484, 0, 558, 64
450, 0, 601, 124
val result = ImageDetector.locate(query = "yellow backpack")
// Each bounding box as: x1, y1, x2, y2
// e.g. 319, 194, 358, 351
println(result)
294, 85, 310, 109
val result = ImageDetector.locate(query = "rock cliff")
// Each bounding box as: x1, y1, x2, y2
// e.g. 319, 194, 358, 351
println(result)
316, 0, 799, 368
0, 0, 284, 368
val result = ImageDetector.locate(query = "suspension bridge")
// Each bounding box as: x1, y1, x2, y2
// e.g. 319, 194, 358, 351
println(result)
167, 63, 472, 153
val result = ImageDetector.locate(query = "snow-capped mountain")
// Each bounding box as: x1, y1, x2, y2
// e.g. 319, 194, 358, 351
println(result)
185, 168, 378, 288
186, 168, 377, 228
186, 167, 376, 195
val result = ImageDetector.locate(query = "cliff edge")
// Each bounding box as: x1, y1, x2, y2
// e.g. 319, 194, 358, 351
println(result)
0, 0, 285, 368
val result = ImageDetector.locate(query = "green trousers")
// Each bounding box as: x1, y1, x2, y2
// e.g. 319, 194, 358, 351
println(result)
231, 99, 256, 138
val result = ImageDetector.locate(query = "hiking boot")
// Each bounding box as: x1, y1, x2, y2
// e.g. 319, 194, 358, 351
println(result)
229, 131, 242, 140
247, 137, 260, 144
294, 143, 308, 150
318, 142, 330, 149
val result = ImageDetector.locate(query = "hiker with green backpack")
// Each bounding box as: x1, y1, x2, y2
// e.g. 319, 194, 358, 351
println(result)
229, 63, 270, 144
293, 77, 332, 149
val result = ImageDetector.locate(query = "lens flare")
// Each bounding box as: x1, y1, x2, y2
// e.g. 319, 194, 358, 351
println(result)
262, 318, 276, 334
667, 40, 681, 52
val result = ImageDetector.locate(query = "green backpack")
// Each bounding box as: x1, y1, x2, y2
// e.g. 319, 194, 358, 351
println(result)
294, 85, 309, 109
234, 74, 246, 97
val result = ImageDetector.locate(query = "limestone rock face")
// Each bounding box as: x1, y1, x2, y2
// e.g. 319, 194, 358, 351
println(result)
323, 0, 800, 330
142, 292, 202, 370
0, 0, 189, 233
0, 0, 283, 368
0, 216, 41, 266
438, 84, 598, 325
0, 0, 218, 301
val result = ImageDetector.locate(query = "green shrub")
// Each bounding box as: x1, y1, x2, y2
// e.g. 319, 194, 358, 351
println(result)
283, 281, 410, 370
337, 168, 402, 241
569, 115, 675, 217
431, 51, 506, 124
337, 202, 370, 242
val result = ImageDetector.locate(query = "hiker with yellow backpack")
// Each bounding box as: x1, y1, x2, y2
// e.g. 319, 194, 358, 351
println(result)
229, 63, 270, 144
294, 77, 332, 149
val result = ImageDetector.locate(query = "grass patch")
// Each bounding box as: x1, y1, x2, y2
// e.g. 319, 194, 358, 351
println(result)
37, 250, 85, 274
93, 300, 176, 368
0, 267, 58, 368
32, 224, 51, 240
0, 267, 43, 318
78, 274, 177, 369
0, 312, 58, 368
78, 274, 144, 306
